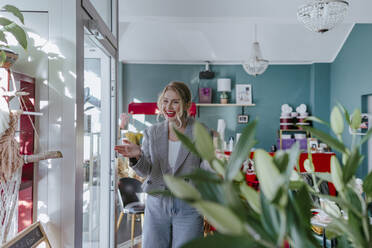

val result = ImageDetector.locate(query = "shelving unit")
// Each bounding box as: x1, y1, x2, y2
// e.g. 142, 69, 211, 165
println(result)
279, 129, 310, 150
196, 103, 256, 117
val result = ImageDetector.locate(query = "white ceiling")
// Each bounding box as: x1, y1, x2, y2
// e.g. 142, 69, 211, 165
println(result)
118, 0, 372, 64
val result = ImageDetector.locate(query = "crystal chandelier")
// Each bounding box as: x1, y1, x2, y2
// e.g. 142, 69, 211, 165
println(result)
242, 25, 269, 77
297, 0, 349, 33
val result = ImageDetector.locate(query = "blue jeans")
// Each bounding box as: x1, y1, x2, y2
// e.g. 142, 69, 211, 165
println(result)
142, 195, 203, 248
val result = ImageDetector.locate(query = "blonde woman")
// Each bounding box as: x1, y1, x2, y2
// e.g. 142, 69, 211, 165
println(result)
115, 81, 210, 248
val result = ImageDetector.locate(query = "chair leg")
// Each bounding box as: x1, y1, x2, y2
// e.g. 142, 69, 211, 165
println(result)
117, 212, 124, 231
131, 214, 136, 246
141, 213, 144, 230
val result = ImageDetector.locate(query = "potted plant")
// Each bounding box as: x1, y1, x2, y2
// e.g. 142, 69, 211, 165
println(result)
163, 105, 372, 247
0, 4, 28, 68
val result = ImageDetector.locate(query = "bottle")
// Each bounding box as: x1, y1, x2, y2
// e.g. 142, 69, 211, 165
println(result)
228, 137, 234, 151
271, 145, 277, 152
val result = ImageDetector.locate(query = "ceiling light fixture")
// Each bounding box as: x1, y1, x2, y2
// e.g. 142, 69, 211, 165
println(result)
242, 24, 269, 77
297, 0, 349, 33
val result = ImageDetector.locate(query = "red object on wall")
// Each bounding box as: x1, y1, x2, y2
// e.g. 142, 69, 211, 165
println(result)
0, 70, 36, 232
13, 72, 36, 231
128, 102, 197, 117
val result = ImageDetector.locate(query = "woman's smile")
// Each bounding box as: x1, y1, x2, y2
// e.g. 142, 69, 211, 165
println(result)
165, 110, 176, 118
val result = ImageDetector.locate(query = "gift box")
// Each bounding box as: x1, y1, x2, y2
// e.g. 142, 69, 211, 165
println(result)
199, 88, 212, 103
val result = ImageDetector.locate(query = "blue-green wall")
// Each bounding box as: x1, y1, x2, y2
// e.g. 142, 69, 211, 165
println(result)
310, 63, 331, 133
119, 23, 372, 177
330, 24, 372, 177
122, 64, 313, 150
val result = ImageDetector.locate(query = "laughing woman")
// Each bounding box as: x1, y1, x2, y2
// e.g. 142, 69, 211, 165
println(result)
115, 81, 211, 248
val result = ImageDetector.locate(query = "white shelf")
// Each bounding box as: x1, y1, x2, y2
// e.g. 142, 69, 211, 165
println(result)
196, 103, 256, 107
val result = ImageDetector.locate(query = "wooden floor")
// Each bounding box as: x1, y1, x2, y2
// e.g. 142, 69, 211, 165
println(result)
117, 210, 143, 248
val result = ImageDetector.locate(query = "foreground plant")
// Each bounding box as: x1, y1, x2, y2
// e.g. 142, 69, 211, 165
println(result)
0, 5, 28, 64
163, 105, 372, 248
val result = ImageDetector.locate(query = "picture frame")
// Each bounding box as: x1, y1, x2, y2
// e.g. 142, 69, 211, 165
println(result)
236, 84, 252, 104
237, 114, 249, 124
349, 113, 372, 135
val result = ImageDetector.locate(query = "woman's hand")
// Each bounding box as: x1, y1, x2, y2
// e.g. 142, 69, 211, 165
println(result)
114, 140, 141, 159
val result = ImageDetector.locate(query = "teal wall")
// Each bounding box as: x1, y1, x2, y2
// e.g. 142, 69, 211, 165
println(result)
119, 23, 372, 177
330, 24, 372, 177
121, 64, 313, 150
310, 63, 331, 133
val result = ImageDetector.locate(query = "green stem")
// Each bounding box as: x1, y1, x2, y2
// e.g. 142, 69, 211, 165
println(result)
277, 209, 287, 247
307, 140, 320, 193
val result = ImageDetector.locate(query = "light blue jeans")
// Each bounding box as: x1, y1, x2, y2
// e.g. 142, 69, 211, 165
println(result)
142, 195, 203, 248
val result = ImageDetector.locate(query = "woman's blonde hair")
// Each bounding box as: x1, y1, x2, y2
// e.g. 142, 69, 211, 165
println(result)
157, 81, 191, 127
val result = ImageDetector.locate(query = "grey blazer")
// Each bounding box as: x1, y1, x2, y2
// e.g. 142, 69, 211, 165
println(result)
131, 117, 211, 193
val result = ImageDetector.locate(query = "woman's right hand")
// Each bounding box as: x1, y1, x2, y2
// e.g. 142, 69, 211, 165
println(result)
114, 140, 141, 159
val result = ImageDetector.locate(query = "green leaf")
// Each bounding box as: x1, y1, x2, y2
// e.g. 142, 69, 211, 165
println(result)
164, 175, 201, 201
192, 201, 244, 235
0, 30, 7, 43
291, 186, 312, 228
289, 180, 307, 190
181, 168, 222, 183
314, 172, 332, 183
285, 142, 301, 179
330, 106, 344, 135
273, 150, 289, 173
0, 18, 27, 50
3, 5, 24, 24
194, 122, 215, 162
174, 127, 201, 158
226, 120, 257, 181
363, 171, 372, 198
254, 149, 284, 202
317, 194, 363, 219
302, 126, 348, 154
181, 233, 260, 248
303, 159, 314, 173
233, 171, 244, 182
350, 108, 362, 131
240, 183, 261, 214
343, 148, 362, 184
260, 193, 280, 237
211, 159, 225, 176
331, 156, 344, 192
360, 125, 372, 146
338, 103, 351, 126
305, 116, 330, 127
193, 180, 225, 205
0, 50, 5, 66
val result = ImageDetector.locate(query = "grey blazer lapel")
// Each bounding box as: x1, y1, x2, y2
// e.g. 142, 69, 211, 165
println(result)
156, 120, 170, 174
173, 118, 193, 174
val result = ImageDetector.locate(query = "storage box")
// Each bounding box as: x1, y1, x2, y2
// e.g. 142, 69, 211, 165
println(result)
277, 138, 307, 150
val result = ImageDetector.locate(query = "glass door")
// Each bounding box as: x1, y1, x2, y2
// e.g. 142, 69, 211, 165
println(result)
82, 30, 116, 248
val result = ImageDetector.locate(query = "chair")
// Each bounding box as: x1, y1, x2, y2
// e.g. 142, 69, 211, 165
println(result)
117, 177, 145, 245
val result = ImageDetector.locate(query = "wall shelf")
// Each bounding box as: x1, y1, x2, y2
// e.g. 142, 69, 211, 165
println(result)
195, 103, 255, 117
196, 103, 256, 107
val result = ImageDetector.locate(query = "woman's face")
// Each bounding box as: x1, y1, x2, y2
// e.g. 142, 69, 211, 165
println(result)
162, 89, 182, 122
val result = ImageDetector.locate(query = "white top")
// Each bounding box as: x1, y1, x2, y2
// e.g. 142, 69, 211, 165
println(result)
168, 140, 181, 168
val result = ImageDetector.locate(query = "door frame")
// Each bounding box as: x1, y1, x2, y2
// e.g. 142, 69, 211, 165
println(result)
76, 1, 118, 247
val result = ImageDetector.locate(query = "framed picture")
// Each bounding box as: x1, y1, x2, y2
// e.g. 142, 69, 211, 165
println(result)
236, 84, 252, 104
349, 113, 372, 135
237, 114, 249, 123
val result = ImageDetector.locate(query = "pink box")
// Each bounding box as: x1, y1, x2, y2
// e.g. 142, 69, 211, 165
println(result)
199, 88, 212, 103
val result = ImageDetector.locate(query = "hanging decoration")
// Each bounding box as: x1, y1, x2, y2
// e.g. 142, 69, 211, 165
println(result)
297, 0, 349, 33
242, 24, 269, 76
